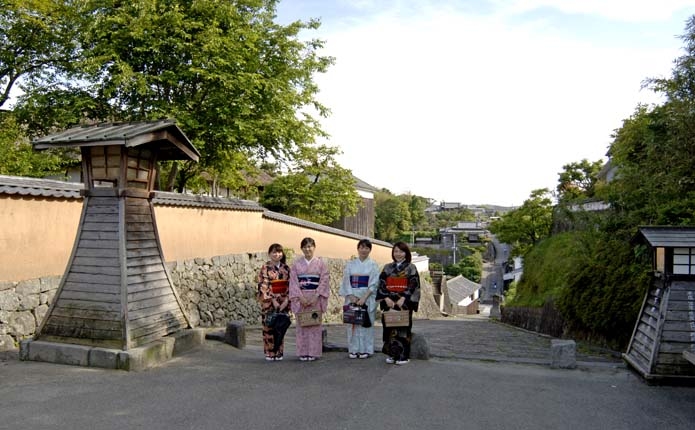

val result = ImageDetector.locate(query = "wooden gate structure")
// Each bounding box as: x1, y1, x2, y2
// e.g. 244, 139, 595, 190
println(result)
623, 226, 695, 381
31, 120, 200, 351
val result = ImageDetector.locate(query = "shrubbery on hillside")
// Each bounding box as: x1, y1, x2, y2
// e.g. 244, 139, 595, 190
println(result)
512, 230, 650, 349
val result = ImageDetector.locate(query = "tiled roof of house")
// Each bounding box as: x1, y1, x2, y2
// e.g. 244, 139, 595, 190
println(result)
636, 226, 695, 247
446, 275, 481, 305
353, 176, 379, 192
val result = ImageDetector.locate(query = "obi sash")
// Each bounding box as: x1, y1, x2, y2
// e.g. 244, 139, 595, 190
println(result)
270, 279, 289, 294
385, 276, 408, 293
297, 274, 320, 290
350, 275, 369, 289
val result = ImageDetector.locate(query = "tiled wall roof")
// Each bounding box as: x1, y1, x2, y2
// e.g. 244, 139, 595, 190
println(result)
0, 175, 83, 199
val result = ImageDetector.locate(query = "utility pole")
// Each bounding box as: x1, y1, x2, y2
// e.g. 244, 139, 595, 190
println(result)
452, 233, 457, 265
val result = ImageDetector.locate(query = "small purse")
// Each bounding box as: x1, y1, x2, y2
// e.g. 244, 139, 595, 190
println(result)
296, 309, 322, 327
343, 305, 369, 325
343, 304, 369, 327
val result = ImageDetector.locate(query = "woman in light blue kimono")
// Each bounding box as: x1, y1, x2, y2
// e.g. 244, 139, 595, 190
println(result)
339, 239, 380, 359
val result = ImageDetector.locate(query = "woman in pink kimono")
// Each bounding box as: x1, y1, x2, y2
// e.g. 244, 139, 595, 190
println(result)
289, 237, 330, 361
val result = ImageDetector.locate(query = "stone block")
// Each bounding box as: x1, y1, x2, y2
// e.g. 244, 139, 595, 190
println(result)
8, 311, 36, 336
550, 339, 577, 369
117, 337, 175, 371
39, 276, 60, 292
224, 320, 246, 348
0, 281, 16, 292
410, 332, 431, 360
89, 347, 119, 369
322, 326, 346, 352
34, 304, 49, 324
15, 279, 40, 296
19, 339, 30, 360
171, 328, 205, 356
0, 334, 16, 351
27, 340, 90, 366
0, 290, 20, 311
18, 294, 40, 311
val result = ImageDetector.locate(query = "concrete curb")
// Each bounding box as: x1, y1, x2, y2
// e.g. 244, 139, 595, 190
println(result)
19, 328, 206, 371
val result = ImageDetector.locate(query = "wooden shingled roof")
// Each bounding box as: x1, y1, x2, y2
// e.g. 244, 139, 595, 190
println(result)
33, 120, 200, 162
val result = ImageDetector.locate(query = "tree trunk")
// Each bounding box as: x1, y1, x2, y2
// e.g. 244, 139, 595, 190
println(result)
165, 162, 179, 192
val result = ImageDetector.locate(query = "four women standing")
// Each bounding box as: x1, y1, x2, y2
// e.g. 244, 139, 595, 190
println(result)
256, 238, 421, 363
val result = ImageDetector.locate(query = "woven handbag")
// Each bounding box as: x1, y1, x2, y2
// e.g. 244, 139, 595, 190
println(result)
383, 310, 409, 327
296, 309, 322, 327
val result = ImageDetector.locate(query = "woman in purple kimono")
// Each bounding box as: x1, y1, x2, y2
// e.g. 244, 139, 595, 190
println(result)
376, 241, 420, 365
257, 243, 291, 361
289, 237, 330, 361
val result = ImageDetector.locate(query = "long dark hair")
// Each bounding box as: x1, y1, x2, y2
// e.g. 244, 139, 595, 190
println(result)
268, 243, 286, 264
392, 241, 412, 263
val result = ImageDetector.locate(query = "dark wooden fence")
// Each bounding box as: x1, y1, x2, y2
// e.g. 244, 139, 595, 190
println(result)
500, 301, 566, 338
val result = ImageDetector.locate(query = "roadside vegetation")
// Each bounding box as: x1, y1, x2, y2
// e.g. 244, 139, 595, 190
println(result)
489, 16, 695, 349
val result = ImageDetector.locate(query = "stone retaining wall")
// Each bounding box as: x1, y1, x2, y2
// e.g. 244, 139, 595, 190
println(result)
1, 253, 437, 350
0, 277, 60, 350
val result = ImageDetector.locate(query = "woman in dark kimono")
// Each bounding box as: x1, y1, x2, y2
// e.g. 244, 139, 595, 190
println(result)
257, 243, 291, 361
376, 241, 420, 365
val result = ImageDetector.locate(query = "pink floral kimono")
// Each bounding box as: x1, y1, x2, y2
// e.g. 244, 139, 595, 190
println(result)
289, 256, 330, 359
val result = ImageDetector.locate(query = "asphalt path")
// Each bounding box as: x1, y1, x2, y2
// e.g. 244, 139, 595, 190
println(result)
2, 318, 695, 430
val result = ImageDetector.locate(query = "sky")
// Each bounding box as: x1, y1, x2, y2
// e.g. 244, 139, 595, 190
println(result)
275, 0, 695, 207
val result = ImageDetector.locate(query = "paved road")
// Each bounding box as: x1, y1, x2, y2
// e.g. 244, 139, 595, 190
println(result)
244, 317, 624, 366
3, 317, 693, 430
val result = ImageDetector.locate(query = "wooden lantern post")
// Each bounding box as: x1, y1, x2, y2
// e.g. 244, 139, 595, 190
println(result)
31, 120, 200, 351
623, 226, 695, 381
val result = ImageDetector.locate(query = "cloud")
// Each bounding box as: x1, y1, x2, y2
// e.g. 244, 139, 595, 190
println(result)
493, 0, 695, 22
293, 1, 691, 205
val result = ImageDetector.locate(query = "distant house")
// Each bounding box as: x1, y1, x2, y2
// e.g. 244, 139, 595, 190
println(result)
503, 256, 524, 284
441, 275, 481, 315
411, 253, 430, 273
331, 175, 379, 238
440, 221, 487, 245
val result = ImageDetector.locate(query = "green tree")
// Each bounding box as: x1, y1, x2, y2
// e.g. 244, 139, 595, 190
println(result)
433, 207, 475, 228
556, 158, 604, 203
401, 193, 428, 229
260, 146, 360, 225
0, 0, 86, 110
374, 190, 411, 242
0, 113, 68, 176
12, 0, 334, 194
489, 188, 553, 257
604, 15, 695, 227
